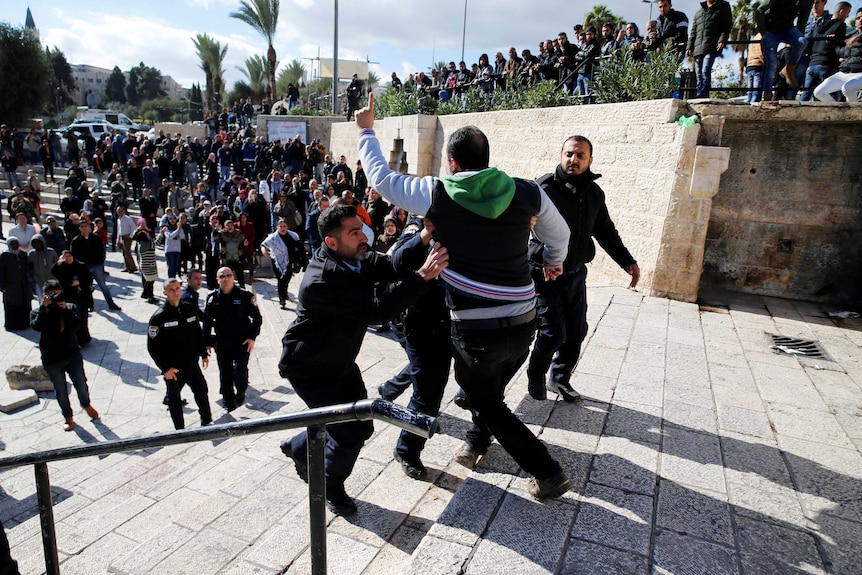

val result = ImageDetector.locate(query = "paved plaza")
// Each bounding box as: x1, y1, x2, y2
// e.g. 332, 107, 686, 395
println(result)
0, 244, 861, 574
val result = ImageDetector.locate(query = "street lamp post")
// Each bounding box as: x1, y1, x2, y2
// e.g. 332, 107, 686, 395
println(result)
332, 0, 339, 115
460, 0, 468, 63
642, 0, 659, 21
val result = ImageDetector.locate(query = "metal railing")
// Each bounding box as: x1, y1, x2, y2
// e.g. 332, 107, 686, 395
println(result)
0, 398, 436, 575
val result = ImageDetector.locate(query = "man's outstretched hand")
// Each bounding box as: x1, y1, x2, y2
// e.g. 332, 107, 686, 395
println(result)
355, 92, 375, 130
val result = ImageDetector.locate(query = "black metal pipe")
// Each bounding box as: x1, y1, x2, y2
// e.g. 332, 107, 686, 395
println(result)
307, 425, 327, 575
35, 463, 59, 575
0, 399, 436, 470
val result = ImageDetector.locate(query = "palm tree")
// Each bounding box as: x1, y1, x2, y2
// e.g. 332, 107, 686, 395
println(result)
366, 71, 380, 90
193, 33, 228, 112
276, 59, 305, 100
584, 4, 626, 30
230, 0, 280, 103
730, 0, 760, 82
238, 54, 270, 104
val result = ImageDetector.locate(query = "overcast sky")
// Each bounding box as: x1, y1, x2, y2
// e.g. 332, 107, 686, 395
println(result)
17, 0, 714, 91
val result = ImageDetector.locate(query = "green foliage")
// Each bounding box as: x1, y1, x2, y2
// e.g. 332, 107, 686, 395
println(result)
276, 59, 305, 99
139, 97, 179, 123
189, 83, 204, 121
225, 80, 254, 106
0, 22, 51, 123
590, 46, 680, 103
378, 78, 571, 118
193, 33, 228, 112
230, 0, 280, 101
584, 4, 626, 29
47, 47, 76, 108
239, 54, 269, 103
105, 66, 126, 104
711, 62, 747, 98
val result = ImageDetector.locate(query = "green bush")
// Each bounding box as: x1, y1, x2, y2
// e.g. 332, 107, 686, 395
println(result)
380, 77, 572, 118
590, 46, 681, 103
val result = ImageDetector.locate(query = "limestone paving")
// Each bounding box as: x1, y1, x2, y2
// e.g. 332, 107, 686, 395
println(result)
0, 244, 860, 573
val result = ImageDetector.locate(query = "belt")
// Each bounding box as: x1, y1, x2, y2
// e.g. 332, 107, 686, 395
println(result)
453, 309, 537, 331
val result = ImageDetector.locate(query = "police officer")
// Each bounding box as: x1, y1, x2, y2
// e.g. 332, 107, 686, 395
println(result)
147, 278, 213, 429
203, 266, 262, 411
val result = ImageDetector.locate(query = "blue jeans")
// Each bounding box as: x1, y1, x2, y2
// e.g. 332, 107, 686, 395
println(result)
695, 52, 719, 98
219, 165, 230, 186
577, 73, 593, 104
801, 64, 836, 101
88, 263, 116, 307
762, 27, 806, 96
451, 320, 561, 479
746, 68, 763, 103
4, 170, 20, 191
166, 251, 181, 278
44, 352, 90, 419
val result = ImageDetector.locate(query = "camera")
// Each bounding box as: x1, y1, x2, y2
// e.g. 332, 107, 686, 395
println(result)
47, 292, 65, 306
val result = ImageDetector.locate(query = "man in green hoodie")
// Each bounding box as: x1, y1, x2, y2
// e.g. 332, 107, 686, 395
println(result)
356, 93, 573, 501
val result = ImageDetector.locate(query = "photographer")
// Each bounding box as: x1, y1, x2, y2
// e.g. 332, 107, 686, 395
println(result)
31, 279, 99, 431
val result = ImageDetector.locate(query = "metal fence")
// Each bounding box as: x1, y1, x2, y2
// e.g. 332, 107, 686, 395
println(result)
0, 398, 436, 575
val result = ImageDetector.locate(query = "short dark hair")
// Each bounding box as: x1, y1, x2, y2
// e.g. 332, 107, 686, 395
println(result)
44, 279, 62, 292
318, 204, 357, 240
447, 126, 490, 171
563, 135, 594, 156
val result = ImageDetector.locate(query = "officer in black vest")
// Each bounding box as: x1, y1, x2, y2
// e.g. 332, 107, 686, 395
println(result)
527, 136, 639, 403
203, 267, 262, 411
356, 93, 573, 500
147, 278, 213, 429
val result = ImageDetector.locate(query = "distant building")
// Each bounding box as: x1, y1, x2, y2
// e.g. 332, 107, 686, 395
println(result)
70, 64, 189, 105
24, 7, 38, 37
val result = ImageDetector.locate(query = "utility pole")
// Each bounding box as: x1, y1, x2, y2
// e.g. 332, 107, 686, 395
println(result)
332, 0, 339, 115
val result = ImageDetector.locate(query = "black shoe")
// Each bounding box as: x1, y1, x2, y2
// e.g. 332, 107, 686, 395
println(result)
452, 389, 471, 410
108, 303, 122, 311
527, 470, 571, 500
325, 483, 357, 516
280, 438, 308, 483
236, 392, 246, 406
378, 382, 407, 402
394, 449, 427, 480
528, 373, 548, 401
546, 380, 580, 403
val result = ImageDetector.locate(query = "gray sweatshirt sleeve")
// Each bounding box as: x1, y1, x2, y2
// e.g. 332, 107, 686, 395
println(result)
357, 128, 435, 216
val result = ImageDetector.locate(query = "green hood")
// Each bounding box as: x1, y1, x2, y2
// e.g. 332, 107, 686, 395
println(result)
441, 168, 516, 219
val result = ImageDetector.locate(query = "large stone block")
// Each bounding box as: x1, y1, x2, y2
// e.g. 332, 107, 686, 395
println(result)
0, 388, 39, 413
6, 364, 53, 393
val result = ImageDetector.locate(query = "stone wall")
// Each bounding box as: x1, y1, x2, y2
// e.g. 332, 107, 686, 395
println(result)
330, 99, 730, 302
691, 101, 862, 306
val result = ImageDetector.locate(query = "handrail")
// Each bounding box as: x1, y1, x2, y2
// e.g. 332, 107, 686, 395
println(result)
0, 399, 436, 575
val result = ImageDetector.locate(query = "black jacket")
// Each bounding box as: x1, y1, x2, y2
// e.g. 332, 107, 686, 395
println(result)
203, 286, 262, 345
688, 0, 733, 56
809, 19, 847, 67
535, 168, 636, 273
31, 303, 82, 364
657, 8, 690, 53
148, 301, 207, 372
278, 242, 429, 380
70, 233, 106, 266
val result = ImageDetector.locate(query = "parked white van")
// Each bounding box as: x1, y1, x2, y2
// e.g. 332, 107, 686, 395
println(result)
76, 108, 145, 132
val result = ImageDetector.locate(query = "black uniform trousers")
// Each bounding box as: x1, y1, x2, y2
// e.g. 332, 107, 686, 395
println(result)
214, 338, 250, 410
395, 313, 452, 459
528, 266, 588, 387
452, 320, 561, 480
166, 362, 212, 429
285, 364, 374, 487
